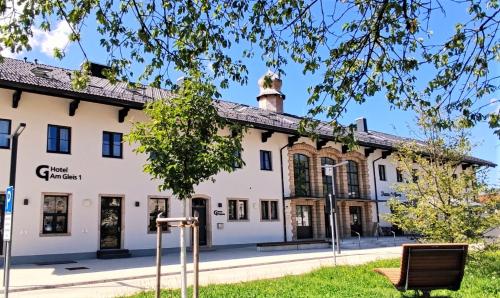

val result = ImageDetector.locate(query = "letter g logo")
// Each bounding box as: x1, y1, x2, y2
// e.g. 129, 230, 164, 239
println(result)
36, 165, 49, 181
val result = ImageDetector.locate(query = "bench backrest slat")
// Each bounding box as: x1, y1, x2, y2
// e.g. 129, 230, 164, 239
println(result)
399, 244, 468, 291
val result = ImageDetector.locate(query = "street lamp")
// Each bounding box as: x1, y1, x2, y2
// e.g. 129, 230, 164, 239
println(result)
3, 123, 26, 296
321, 160, 348, 265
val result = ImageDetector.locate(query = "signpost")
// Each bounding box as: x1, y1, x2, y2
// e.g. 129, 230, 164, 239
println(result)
321, 161, 348, 265
3, 123, 26, 298
3, 186, 14, 298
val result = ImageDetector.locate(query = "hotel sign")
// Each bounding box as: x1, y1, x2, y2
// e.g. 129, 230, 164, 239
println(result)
36, 165, 82, 181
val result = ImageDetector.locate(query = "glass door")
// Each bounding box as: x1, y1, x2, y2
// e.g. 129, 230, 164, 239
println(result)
349, 206, 363, 236
296, 205, 313, 239
192, 198, 207, 246
100, 197, 122, 249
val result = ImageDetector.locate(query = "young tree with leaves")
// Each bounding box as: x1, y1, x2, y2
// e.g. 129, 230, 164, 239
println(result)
385, 115, 499, 244
125, 75, 243, 297
0, 0, 498, 144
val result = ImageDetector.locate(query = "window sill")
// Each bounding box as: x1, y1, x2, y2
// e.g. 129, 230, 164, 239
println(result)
46, 151, 71, 155
147, 230, 171, 234
39, 232, 71, 237
260, 219, 280, 222
227, 219, 250, 222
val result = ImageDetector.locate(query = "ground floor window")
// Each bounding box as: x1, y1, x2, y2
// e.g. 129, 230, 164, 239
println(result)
42, 195, 69, 234
148, 197, 169, 232
261, 200, 279, 221
228, 199, 248, 220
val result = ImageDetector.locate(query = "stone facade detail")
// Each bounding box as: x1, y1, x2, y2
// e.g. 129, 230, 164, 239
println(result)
287, 142, 374, 239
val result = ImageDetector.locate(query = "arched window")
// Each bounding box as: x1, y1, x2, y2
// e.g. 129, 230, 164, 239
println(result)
321, 157, 336, 197
347, 160, 360, 198
293, 154, 311, 196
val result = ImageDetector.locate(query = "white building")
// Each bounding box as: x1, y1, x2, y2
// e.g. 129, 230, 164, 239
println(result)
0, 58, 494, 264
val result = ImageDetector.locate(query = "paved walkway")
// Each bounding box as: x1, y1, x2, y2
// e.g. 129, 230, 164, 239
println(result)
1, 244, 403, 298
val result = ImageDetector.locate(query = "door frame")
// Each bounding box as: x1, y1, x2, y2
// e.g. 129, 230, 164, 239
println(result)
296, 205, 313, 239
98, 194, 125, 250
189, 195, 212, 247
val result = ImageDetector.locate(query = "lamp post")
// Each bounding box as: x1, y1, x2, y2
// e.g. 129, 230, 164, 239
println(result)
3, 123, 26, 297
321, 161, 348, 265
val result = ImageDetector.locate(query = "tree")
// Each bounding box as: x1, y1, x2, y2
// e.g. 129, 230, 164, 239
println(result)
125, 76, 243, 200
385, 114, 499, 244
0, 0, 498, 143
125, 75, 243, 297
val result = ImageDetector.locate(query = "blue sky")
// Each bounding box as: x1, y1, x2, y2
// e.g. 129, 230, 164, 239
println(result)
2, 3, 498, 186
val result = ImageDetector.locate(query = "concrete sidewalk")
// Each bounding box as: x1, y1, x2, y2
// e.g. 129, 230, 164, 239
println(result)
2, 245, 403, 298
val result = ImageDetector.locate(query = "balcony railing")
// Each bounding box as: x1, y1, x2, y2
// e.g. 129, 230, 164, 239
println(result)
285, 192, 374, 201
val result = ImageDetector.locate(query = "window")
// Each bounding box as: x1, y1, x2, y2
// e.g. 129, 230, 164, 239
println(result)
412, 169, 419, 182
228, 199, 248, 220
42, 195, 69, 234
396, 169, 403, 182
347, 160, 360, 198
102, 131, 123, 158
378, 164, 386, 181
293, 154, 311, 196
261, 200, 279, 221
260, 150, 272, 171
321, 157, 335, 196
148, 197, 169, 232
233, 150, 242, 169
47, 125, 71, 154
0, 119, 11, 149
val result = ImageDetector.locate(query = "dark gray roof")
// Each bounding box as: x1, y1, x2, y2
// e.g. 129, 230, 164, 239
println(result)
0, 58, 495, 167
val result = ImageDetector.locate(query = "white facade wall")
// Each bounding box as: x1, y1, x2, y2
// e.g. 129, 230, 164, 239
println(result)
0, 89, 288, 259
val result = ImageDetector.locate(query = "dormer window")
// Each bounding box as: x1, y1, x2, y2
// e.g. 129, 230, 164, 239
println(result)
31, 67, 53, 78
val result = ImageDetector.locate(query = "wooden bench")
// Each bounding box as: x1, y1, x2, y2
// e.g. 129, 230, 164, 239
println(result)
374, 243, 468, 297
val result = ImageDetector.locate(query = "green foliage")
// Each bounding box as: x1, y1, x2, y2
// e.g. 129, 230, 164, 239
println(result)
0, 0, 498, 143
122, 250, 500, 297
125, 76, 243, 200
385, 114, 499, 244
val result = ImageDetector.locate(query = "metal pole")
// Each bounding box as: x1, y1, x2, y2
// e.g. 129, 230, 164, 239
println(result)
4, 129, 21, 294
333, 196, 341, 254
180, 220, 187, 298
155, 222, 162, 298
328, 194, 336, 266
193, 222, 199, 298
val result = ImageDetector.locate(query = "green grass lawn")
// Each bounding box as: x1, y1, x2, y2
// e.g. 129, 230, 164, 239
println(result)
123, 249, 499, 298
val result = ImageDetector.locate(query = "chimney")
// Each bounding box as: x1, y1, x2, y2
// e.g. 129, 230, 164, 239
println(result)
256, 70, 285, 113
85, 62, 111, 79
356, 117, 368, 132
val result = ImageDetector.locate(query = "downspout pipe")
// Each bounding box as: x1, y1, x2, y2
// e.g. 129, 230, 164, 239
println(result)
280, 143, 289, 242
372, 155, 383, 226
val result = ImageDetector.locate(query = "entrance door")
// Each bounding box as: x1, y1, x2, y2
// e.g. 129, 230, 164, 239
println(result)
349, 206, 362, 236
100, 197, 122, 249
192, 198, 207, 246
0, 194, 4, 255
296, 205, 313, 239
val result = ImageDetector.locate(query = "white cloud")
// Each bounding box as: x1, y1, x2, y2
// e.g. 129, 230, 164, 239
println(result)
31, 21, 72, 56
0, 1, 72, 58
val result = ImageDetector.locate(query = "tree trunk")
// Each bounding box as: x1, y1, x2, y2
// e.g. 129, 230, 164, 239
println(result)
180, 198, 187, 298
